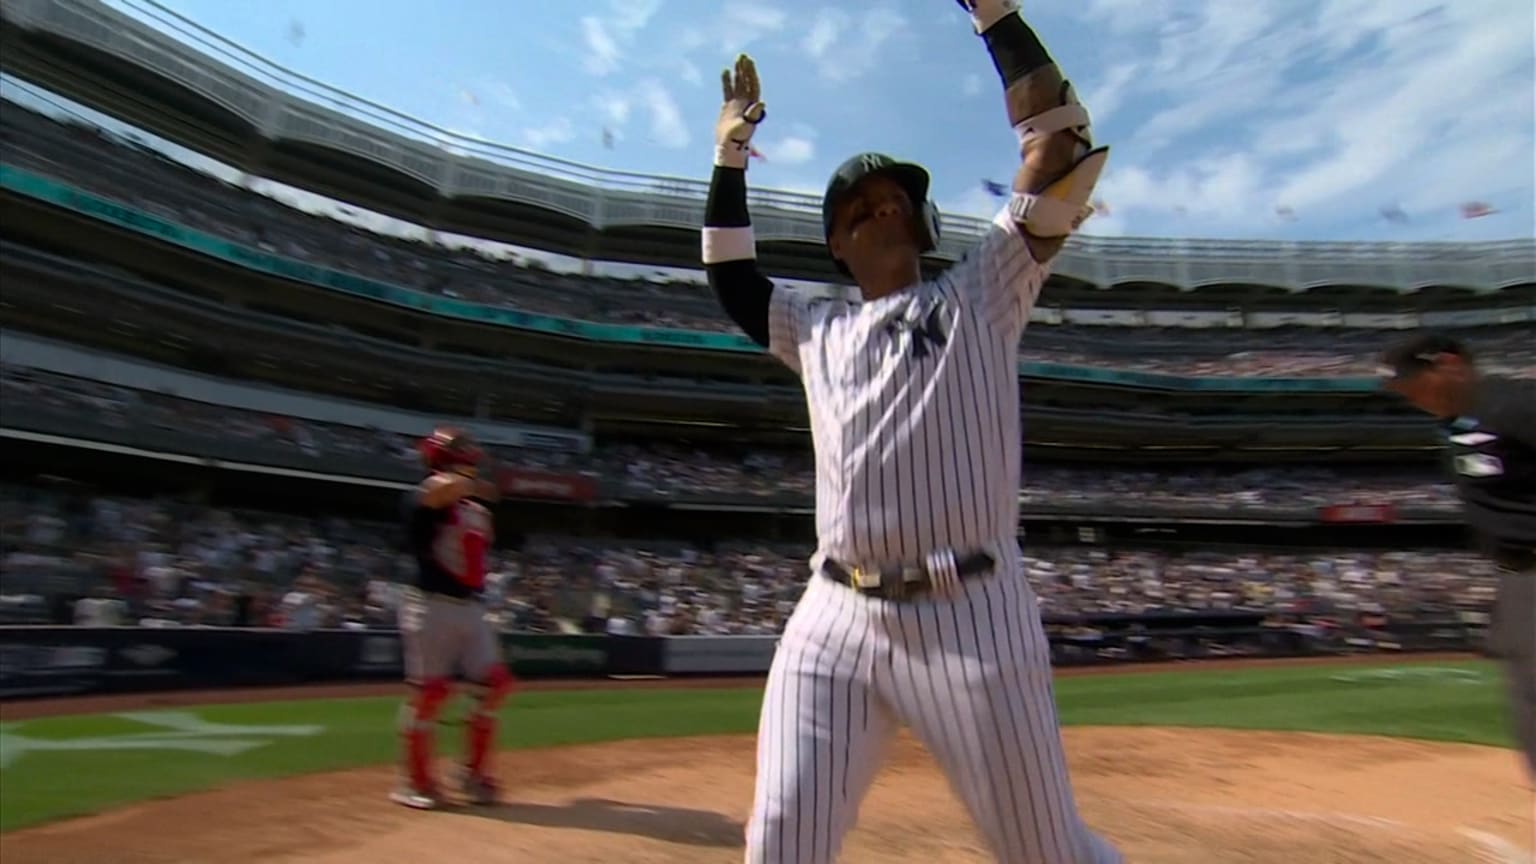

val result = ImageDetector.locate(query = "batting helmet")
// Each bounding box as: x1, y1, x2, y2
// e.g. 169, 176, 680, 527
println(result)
821, 152, 941, 275
418, 426, 483, 473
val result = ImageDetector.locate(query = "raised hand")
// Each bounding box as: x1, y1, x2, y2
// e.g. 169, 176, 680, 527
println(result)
714, 54, 767, 169
954, 0, 1020, 33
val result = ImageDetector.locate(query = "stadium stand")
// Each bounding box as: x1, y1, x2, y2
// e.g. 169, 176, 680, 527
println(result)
3, 103, 1531, 379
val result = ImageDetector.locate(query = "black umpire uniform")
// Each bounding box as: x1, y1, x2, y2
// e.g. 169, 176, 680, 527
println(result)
1381, 332, 1536, 778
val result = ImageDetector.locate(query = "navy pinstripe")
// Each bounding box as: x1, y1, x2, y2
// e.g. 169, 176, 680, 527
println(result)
745, 210, 1121, 862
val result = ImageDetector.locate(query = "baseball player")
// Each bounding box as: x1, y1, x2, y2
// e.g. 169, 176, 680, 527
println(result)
701, 3, 1119, 862
393, 426, 516, 809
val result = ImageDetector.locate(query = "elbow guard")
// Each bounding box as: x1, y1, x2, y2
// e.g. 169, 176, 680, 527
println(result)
1005, 78, 1110, 238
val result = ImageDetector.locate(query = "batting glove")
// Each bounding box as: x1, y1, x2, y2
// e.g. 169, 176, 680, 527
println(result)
955, 0, 1021, 34
715, 54, 767, 169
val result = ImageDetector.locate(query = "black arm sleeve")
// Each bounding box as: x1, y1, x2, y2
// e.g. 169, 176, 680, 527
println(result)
980, 13, 1054, 87
704, 165, 773, 348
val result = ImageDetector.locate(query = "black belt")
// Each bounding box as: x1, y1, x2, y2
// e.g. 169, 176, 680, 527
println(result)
822, 551, 996, 600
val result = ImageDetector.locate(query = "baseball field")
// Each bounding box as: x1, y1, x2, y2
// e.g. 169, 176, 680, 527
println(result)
0, 654, 1530, 863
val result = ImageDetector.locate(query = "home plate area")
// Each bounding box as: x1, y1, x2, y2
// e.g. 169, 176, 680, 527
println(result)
3, 727, 1530, 863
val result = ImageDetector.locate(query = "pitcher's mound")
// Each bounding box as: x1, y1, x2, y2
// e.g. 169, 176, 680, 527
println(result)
3, 728, 1529, 863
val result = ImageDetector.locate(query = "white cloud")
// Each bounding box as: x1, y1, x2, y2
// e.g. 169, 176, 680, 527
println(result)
581, 18, 623, 76
773, 137, 815, 164
676, 26, 707, 52
1064, 0, 1535, 239
1079, 63, 1134, 128
482, 82, 521, 112
580, 0, 663, 77
803, 11, 844, 60
522, 117, 575, 149
962, 73, 984, 98
719, 3, 787, 54
637, 79, 689, 149
800, 8, 905, 83
762, 134, 815, 165
589, 76, 691, 149
595, 94, 631, 126
608, 0, 662, 33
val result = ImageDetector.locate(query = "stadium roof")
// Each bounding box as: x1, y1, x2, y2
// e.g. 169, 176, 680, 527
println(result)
2, 0, 1533, 291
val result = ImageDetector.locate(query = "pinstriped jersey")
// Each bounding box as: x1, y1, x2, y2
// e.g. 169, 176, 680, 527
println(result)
768, 209, 1046, 569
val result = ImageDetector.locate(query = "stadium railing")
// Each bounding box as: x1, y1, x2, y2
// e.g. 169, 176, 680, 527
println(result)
0, 616, 1483, 699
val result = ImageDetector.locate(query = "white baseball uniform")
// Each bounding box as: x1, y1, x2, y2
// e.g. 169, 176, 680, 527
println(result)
740, 209, 1122, 863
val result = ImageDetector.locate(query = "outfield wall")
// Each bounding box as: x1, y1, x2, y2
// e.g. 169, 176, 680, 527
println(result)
0, 613, 1482, 700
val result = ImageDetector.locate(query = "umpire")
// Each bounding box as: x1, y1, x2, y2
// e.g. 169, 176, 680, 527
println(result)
1380, 331, 1535, 779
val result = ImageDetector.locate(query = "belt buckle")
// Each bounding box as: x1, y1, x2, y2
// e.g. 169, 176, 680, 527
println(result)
850, 565, 880, 591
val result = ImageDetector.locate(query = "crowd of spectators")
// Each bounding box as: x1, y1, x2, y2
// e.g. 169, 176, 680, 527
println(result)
0, 484, 1496, 638
5, 104, 1531, 380
2, 364, 1462, 511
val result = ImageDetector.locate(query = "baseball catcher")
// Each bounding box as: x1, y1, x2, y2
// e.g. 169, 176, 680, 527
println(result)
393, 426, 516, 809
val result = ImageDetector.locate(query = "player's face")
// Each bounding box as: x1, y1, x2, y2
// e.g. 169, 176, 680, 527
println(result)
1387, 355, 1469, 418
829, 175, 920, 271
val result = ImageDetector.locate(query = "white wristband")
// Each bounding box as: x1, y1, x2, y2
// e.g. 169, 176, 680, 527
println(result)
714, 144, 750, 170
967, 0, 1021, 34
702, 226, 756, 264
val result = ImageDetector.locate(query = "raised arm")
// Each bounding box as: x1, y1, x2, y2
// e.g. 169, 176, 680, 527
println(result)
702, 55, 805, 372
704, 159, 771, 347
960, 0, 1110, 264
706, 54, 780, 345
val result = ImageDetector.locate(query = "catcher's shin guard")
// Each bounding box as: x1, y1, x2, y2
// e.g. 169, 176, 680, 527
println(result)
464, 664, 515, 779
400, 678, 451, 791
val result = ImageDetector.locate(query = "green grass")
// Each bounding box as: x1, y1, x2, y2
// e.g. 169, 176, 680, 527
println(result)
0, 660, 1511, 832
1051, 660, 1508, 746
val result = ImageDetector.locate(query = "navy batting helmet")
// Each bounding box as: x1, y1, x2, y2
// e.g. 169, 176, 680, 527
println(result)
821, 152, 941, 275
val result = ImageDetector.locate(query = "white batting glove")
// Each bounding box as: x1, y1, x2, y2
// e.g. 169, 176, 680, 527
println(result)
714, 54, 767, 169
955, 0, 1021, 34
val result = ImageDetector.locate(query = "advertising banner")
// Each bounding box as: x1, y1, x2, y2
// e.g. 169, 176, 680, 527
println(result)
1318, 504, 1397, 524
495, 466, 597, 502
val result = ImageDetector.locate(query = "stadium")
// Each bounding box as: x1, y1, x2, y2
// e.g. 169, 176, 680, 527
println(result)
0, 0, 1533, 862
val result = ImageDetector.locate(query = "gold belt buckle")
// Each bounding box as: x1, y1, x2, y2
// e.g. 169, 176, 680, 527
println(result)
850, 565, 880, 591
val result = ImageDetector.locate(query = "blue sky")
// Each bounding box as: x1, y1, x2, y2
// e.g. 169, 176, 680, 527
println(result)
14, 0, 1536, 246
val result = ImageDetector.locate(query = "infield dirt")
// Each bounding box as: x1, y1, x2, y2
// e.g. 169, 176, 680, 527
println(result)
2, 727, 1529, 863
1, 654, 1531, 863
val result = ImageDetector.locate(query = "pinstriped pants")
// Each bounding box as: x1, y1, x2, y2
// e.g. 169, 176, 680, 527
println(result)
744, 549, 1122, 863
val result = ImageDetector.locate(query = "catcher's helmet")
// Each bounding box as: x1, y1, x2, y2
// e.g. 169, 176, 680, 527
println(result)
419, 426, 482, 473
821, 152, 941, 276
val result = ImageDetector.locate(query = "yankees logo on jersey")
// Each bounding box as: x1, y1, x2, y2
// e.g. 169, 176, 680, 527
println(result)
882, 297, 950, 359
769, 215, 1040, 571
